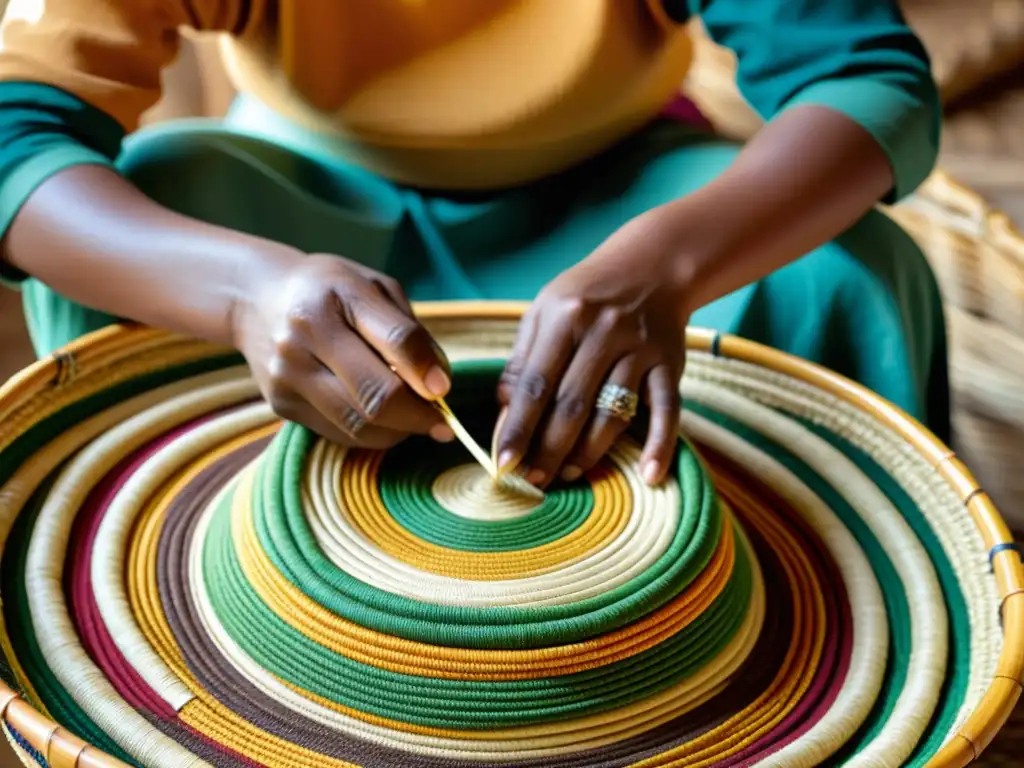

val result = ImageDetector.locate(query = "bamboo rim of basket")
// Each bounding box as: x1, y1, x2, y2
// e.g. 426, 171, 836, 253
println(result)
0, 305, 1021, 768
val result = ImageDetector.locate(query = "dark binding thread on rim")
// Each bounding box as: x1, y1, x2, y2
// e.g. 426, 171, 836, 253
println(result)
4, 722, 48, 768
709, 333, 723, 358
50, 351, 78, 388
990, 542, 1023, 569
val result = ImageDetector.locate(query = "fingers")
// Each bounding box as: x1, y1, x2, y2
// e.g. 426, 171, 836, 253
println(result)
498, 309, 538, 406
272, 358, 454, 448
260, 258, 458, 448
494, 320, 575, 475
639, 363, 682, 485
288, 372, 409, 449
262, 349, 410, 449
520, 336, 629, 487
311, 322, 447, 437
494, 300, 682, 487
338, 282, 451, 401
265, 294, 450, 444
368, 273, 416, 317
559, 355, 647, 482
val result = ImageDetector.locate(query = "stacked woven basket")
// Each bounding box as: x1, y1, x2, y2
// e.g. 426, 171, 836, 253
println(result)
0, 307, 1023, 767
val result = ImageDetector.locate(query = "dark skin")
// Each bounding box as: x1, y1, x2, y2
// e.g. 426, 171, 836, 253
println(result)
494, 104, 896, 487
3, 168, 456, 449
3, 105, 893, 477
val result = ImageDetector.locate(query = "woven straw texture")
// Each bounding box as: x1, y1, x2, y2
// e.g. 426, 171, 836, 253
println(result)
887, 172, 1024, 536
682, 0, 1024, 141
0, 309, 1020, 768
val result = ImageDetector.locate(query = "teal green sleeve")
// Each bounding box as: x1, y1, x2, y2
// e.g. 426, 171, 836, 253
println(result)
0, 82, 126, 286
683, 0, 941, 202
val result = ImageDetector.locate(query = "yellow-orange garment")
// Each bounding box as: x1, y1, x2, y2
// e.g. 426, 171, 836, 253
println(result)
0, 0, 692, 188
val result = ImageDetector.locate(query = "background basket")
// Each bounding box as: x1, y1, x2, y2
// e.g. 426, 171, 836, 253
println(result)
888, 172, 1024, 533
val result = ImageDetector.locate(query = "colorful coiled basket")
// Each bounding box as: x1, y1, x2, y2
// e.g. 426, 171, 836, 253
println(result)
0, 303, 1021, 768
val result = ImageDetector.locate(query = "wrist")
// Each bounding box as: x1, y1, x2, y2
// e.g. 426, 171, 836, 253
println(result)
650, 184, 766, 316
639, 201, 725, 321
227, 239, 305, 350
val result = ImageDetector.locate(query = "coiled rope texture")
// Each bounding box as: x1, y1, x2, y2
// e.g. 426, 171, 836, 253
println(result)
0, 314, 1015, 768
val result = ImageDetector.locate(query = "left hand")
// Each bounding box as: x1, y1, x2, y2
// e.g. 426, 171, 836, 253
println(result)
494, 210, 691, 488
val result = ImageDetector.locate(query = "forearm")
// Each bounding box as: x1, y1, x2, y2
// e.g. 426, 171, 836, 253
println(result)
2, 163, 302, 346
660, 105, 896, 315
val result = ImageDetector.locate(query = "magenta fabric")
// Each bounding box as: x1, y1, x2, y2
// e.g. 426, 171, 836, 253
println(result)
660, 94, 715, 131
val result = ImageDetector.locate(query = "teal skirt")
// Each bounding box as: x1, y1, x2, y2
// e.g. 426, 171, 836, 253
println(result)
21, 95, 950, 440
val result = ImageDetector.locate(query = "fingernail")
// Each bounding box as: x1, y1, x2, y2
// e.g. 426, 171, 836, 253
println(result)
430, 340, 452, 373
526, 468, 547, 486
642, 460, 661, 486
425, 365, 451, 398
491, 408, 507, 463
430, 424, 455, 443
561, 465, 582, 482
497, 450, 521, 475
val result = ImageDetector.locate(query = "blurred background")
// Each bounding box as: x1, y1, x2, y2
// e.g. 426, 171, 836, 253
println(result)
1, 1, 1024, 765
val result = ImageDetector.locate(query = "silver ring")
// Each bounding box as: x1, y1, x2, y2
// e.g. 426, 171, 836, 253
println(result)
596, 383, 639, 422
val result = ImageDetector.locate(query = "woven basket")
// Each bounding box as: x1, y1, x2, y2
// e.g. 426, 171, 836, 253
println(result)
0, 308, 1022, 767
683, 0, 1024, 141
887, 171, 1024, 532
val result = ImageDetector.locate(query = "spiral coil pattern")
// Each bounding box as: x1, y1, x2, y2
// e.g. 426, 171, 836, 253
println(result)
0, 308, 1019, 768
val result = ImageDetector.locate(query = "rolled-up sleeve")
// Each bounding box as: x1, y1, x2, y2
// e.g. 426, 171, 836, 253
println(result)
683, 0, 941, 202
0, 0, 255, 286
0, 83, 123, 285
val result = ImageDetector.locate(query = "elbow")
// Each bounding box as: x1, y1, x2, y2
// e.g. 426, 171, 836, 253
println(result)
738, 21, 942, 203
774, 66, 941, 203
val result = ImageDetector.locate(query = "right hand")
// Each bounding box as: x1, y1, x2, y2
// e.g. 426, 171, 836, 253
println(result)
233, 252, 454, 449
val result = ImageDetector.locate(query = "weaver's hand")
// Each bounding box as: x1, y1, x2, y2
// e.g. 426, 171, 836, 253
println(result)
494, 211, 690, 488
234, 253, 454, 449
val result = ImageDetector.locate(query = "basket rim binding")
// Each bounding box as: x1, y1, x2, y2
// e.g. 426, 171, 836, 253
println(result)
0, 297, 1020, 767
